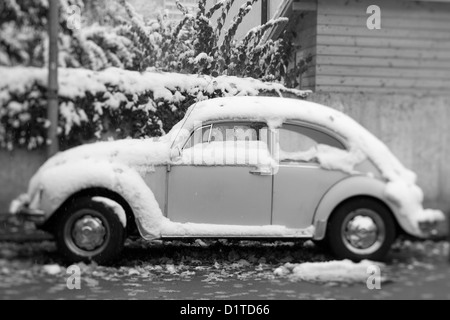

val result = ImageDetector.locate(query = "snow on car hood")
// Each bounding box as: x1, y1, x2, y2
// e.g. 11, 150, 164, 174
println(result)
38, 138, 171, 175
25, 138, 171, 221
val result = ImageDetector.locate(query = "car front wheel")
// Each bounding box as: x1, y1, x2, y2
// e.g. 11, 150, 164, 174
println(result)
327, 198, 396, 262
55, 197, 126, 264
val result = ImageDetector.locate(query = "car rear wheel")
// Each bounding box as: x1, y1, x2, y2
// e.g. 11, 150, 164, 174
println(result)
55, 197, 126, 264
327, 198, 396, 261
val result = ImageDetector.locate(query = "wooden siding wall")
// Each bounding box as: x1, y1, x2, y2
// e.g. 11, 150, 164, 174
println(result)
290, 11, 318, 90
309, 0, 450, 94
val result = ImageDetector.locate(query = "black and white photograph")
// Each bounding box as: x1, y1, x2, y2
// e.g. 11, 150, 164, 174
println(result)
0, 0, 449, 303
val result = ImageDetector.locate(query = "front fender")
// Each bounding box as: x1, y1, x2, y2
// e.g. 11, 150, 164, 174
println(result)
312, 175, 420, 240
34, 160, 169, 240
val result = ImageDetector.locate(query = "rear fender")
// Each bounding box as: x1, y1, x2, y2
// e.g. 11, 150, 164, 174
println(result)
312, 175, 416, 240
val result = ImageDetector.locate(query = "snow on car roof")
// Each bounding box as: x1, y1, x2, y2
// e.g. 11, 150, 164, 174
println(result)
173, 96, 403, 177
176, 96, 354, 135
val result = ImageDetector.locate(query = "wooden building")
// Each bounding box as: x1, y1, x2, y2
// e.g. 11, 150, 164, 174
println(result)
269, 0, 450, 95
265, 0, 450, 209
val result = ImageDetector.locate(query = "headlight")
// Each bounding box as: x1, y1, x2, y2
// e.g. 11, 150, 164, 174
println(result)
29, 187, 43, 210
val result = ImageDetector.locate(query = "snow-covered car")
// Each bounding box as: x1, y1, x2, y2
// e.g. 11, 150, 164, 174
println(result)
10, 97, 443, 264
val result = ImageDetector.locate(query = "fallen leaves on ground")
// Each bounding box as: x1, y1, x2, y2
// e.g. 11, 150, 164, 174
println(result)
0, 238, 448, 294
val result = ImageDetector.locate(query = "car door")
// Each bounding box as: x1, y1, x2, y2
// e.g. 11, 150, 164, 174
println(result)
272, 122, 348, 229
167, 121, 274, 227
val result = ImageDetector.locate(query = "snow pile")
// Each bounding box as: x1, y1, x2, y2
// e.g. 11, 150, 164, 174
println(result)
0, 66, 308, 102
279, 145, 367, 174
274, 260, 384, 284
40, 138, 171, 174
0, 66, 309, 150
43, 264, 63, 276
161, 224, 315, 238
384, 182, 444, 225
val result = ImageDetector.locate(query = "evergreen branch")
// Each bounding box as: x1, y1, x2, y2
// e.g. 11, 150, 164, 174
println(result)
220, 0, 258, 65
197, 0, 207, 18
215, 0, 235, 38
176, 0, 188, 15
241, 17, 288, 51
206, 0, 224, 19
171, 15, 194, 48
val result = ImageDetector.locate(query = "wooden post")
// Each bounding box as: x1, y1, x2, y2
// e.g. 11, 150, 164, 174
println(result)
47, 0, 59, 157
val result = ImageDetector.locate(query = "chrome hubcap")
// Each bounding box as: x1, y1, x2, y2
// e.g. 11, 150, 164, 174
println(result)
72, 216, 106, 251
342, 209, 386, 255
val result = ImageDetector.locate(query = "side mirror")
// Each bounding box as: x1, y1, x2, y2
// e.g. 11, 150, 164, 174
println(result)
170, 146, 182, 161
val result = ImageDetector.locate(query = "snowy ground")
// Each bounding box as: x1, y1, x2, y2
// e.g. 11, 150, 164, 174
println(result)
0, 223, 449, 300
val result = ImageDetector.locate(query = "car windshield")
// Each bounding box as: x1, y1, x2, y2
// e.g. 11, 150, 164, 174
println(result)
167, 106, 199, 149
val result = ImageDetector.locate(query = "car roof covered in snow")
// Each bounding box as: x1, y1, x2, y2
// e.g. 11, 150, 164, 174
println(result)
183, 96, 349, 129
170, 96, 415, 187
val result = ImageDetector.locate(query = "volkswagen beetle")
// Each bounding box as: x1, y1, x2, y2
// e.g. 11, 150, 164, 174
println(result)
10, 97, 443, 263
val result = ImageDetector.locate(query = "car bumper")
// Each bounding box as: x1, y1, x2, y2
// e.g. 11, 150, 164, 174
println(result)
10, 193, 46, 226
15, 206, 46, 225
419, 220, 448, 239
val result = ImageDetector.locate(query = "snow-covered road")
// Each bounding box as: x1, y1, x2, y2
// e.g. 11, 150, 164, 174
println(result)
0, 238, 449, 300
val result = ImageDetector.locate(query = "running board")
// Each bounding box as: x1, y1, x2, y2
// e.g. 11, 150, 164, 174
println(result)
158, 224, 315, 240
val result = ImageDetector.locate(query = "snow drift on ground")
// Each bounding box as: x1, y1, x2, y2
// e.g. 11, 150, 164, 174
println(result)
274, 260, 385, 284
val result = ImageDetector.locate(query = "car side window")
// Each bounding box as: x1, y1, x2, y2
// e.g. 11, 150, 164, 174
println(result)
184, 122, 267, 149
279, 124, 345, 162
210, 123, 267, 143
182, 122, 271, 166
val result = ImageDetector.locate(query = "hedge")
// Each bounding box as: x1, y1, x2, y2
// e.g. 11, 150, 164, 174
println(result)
0, 67, 309, 150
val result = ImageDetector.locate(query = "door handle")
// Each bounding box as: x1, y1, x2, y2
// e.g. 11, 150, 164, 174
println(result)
249, 169, 273, 176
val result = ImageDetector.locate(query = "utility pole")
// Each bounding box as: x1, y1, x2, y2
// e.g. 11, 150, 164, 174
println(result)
47, 0, 59, 157
261, 0, 269, 25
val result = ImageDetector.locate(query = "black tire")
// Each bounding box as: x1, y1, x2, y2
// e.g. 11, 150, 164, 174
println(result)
326, 198, 396, 262
312, 239, 330, 251
55, 197, 126, 264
